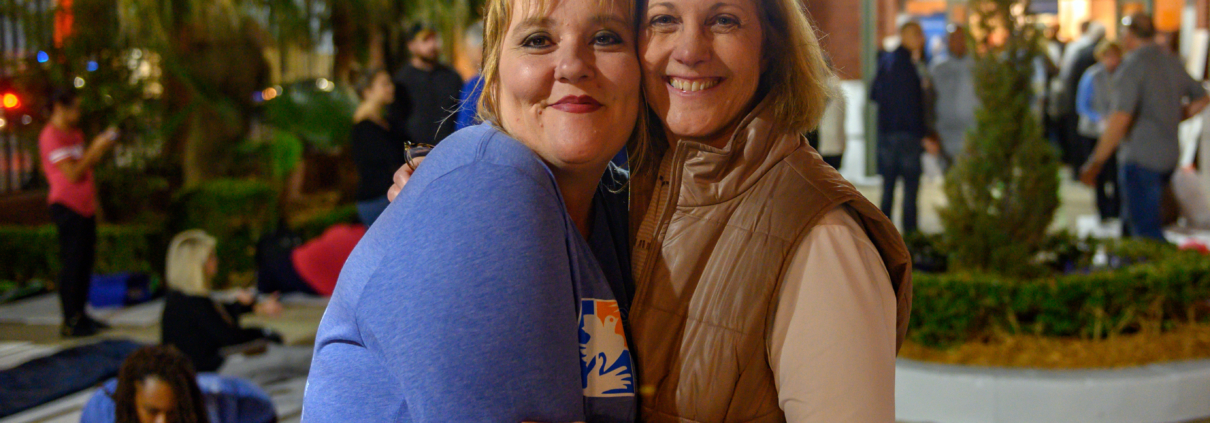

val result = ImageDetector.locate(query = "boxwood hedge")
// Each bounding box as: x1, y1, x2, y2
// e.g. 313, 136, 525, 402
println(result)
909, 245, 1210, 348
0, 224, 162, 289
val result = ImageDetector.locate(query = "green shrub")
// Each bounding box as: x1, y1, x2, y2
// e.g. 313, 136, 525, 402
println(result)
234, 129, 305, 182
0, 225, 162, 288
95, 164, 172, 224
939, 0, 1060, 277
172, 179, 278, 287
263, 80, 357, 152
909, 249, 1210, 348
0, 225, 57, 285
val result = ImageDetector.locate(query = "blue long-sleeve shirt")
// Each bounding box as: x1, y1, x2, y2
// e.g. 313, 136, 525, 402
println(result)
302, 124, 636, 423
1076, 63, 1117, 138
454, 75, 484, 130
1076, 66, 1101, 124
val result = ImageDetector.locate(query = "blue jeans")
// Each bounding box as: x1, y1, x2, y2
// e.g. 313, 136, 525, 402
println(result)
356, 195, 391, 227
1119, 163, 1172, 241
878, 132, 923, 234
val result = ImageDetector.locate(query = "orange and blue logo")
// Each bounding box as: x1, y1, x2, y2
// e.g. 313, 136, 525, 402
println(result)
579, 299, 635, 397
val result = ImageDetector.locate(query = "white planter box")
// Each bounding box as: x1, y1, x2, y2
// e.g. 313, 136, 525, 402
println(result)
896, 358, 1210, 423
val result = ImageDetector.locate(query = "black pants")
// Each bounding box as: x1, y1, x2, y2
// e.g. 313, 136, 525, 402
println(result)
255, 229, 318, 296
50, 204, 95, 322
1094, 147, 1120, 220
257, 253, 318, 296
878, 132, 923, 235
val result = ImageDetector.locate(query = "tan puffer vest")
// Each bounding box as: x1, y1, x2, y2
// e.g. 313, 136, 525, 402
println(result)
628, 100, 913, 423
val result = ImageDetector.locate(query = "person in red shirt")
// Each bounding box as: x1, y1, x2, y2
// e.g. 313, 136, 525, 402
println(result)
38, 88, 119, 337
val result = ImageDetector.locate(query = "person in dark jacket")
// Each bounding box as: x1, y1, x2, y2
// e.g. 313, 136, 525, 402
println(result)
350, 68, 403, 226
388, 23, 465, 146
161, 230, 282, 373
871, 21, 935, 235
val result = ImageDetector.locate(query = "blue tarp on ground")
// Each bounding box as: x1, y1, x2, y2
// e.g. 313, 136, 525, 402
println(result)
0, 340, 143, 418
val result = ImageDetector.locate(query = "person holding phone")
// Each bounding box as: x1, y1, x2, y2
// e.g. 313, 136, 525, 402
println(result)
38, 88, 119, 337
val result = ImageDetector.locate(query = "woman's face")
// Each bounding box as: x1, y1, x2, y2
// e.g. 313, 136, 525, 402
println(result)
640, 0, 764, 144
1102, 51, 1121, 73
135, 377, 177, 423
497, 0, 640, 172
203, 254, 218, 279
368, 72, 395, 106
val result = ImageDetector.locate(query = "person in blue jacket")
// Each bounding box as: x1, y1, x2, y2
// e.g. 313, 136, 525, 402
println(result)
81, 345, 276, 423
454, 21, 484, 131
1074, 40, 1123, 221
302, 0, 642, 420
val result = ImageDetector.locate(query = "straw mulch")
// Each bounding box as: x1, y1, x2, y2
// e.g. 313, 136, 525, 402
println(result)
901, 322, 1210, 369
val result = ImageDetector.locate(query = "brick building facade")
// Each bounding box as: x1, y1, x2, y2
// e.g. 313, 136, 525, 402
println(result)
805, 0, 901, 80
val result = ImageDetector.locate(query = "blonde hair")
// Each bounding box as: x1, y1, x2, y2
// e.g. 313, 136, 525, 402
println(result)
759, 0, 832, 133
476, 0, 650, 164
166, 230, 217, 296
1094, 40, 1122, 60
627, 0, 834, 175
477, 0, 552, 126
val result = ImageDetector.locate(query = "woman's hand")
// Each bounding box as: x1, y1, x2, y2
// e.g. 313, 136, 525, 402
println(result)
235, 288, 256, 306
253, 293, 284, 317
386, 157, 424, 202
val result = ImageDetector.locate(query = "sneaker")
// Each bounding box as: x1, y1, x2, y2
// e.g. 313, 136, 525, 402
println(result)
60, 315, 99, 338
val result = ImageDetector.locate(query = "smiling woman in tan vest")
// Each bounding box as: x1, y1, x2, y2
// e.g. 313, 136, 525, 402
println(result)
387, 0, 913, 419
626, 0, 912, 420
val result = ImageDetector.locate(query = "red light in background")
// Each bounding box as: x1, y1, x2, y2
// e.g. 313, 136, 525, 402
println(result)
1, 93, 19, 109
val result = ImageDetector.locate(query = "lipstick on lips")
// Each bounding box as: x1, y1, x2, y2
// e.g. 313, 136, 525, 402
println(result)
550, 95, 603, 113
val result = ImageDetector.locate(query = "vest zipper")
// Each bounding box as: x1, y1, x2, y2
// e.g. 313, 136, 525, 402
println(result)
631, 143, 688, 308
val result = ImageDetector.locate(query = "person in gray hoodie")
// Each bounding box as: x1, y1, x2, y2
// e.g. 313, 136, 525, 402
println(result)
929, 25, 978, 169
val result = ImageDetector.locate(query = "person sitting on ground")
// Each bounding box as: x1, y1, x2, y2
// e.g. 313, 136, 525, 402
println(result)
80, 345, 276, 423
256, 223, 366, 297
161, 230, 283, 373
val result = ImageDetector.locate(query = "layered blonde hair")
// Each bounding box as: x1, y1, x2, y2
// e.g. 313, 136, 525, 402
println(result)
756, 0, 833, 132
627, 0, 834, 174
1094, 39, 1122, 60
475, 0, 651, 163
166, 230, 217, 296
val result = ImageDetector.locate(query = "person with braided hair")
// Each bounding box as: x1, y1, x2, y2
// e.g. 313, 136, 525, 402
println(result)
81, 345, 278, 423
112, 346, 207, 423
81, 345, 208, 423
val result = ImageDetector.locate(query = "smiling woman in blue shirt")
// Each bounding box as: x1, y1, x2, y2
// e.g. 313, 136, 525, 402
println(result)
301, 0, 645, 420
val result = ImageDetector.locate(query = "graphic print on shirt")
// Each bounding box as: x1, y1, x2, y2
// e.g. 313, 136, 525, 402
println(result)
579, 299, 635, 397
48, 145, 84, 164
